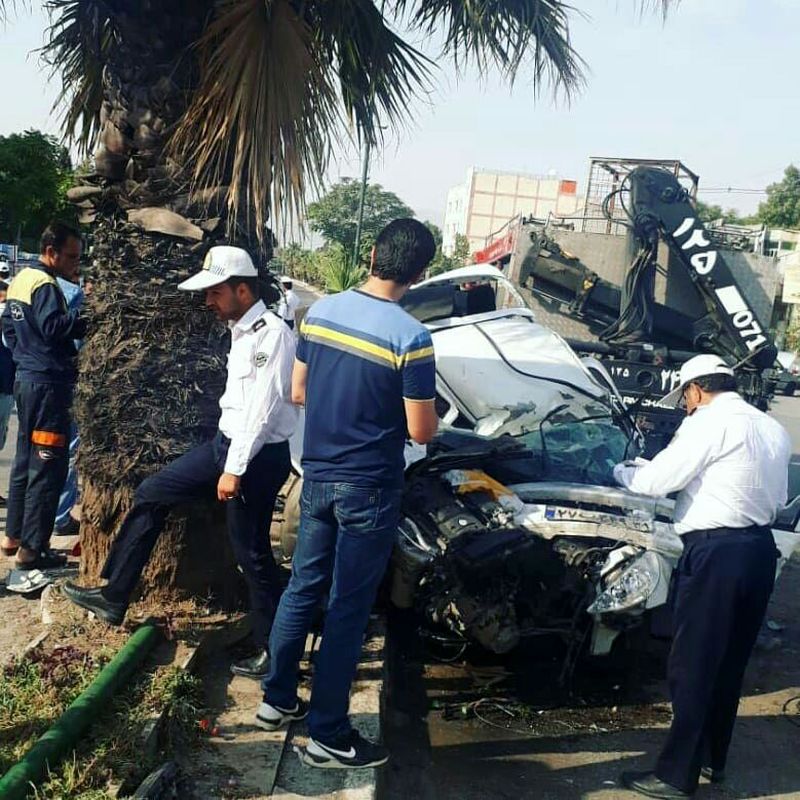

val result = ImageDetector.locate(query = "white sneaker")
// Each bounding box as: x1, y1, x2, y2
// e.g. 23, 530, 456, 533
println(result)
255, 698, 308, 731
300, 730, 389, 769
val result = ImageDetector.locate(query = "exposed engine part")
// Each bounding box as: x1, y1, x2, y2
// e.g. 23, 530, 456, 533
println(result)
390, 521, 434, 609
398, 471, 627, 656
551, 537, 621, 570
428, 590, 520, 654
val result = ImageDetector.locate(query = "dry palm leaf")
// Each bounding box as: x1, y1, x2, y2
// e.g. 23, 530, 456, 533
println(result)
171, 0, 341, 240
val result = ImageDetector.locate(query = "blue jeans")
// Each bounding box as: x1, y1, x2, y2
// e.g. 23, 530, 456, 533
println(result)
263, 479, 402, 742
101, 435, 290, 649
55, 425, 80, 529
0, 393, 14, 451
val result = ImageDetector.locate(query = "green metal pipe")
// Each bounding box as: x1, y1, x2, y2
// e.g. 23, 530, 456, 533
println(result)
0, 623, 161, 800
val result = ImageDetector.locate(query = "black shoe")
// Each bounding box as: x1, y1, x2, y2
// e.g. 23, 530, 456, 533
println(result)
54, 516, 80, 536
620, 771, 692, 798
301, 730, 389, 769
16, 549, 68, 571
255, 697, 308, 731
0, 495, 6, 507
700, 767, 725, 783
230, 650, 270, 679
62, 581, 127, 625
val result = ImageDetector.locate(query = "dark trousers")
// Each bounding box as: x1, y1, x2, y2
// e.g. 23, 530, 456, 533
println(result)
263, 479, 402, 742
6, 381, 72, 551
102, 434, 290, 649
655, 526, 778, 794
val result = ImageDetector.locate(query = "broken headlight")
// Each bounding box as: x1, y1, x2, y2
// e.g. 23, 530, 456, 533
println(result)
588, 551, 665, 615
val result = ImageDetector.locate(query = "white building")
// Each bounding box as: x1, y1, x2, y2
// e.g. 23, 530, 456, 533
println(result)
442, 167, 581, 255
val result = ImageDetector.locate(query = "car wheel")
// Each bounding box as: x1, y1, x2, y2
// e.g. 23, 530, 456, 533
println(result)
278, 473, 302, 559
784, 383, 796, 397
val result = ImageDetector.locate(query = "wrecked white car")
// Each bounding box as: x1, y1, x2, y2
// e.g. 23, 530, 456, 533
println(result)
283, 266, 800, 662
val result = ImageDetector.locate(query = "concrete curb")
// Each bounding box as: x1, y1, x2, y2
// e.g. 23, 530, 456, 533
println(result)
270, 615, 386, 800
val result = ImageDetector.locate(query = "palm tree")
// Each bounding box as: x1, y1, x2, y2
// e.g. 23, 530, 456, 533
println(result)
2, 0, 674, 603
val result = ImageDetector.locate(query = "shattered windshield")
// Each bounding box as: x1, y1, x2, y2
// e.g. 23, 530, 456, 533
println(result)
490, 404, 639, 486
526, 419, 635, 485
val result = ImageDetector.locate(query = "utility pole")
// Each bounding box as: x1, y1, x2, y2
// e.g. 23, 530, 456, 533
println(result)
352, 138, 371, 267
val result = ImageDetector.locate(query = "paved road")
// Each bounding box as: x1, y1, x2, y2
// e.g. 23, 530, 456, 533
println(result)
292, 281, 320, 309
771, 394, 800, 496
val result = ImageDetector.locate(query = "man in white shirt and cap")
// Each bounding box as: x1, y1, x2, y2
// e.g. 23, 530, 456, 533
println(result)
277, 277, 300, 330
64, 246, 298, 679
614, 354, 791, 798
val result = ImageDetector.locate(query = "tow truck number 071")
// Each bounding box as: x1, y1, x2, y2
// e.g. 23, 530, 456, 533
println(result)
672, 216, 767, 352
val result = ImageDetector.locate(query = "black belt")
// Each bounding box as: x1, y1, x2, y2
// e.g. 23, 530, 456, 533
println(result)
682, 524, 771, 545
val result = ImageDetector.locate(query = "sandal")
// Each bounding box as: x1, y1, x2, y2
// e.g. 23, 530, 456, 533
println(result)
1, 538, 20, 556
6, 569, 52, 595
15, 549, 68, 571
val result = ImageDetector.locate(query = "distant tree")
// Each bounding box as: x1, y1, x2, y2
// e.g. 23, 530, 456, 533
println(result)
757, 165, 800, 229
307, 179, 415, 265
0, 130, 74, 249
424, 220, 443, 249
695, 200, 753, 226
428, 232, 472, 276
695, 201, 724, 222
317, 243, 367, 293
452, 233, 472, 263
274, 242, 321, 285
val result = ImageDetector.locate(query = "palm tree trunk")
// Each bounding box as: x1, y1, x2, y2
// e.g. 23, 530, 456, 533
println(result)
73, 0, 269, 606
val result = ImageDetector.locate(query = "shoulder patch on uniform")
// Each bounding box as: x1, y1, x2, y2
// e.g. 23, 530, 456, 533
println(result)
7, 268, 57, 305
252, 318, 267, 332
254, 352, 269, 367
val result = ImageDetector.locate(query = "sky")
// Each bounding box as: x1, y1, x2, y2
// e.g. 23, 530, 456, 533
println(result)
1, 1, 797, 231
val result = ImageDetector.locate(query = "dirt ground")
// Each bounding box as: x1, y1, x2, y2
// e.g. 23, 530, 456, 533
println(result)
383, 557, 800, 800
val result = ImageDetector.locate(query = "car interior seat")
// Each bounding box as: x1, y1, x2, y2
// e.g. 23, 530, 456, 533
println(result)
465, 283, 496, 315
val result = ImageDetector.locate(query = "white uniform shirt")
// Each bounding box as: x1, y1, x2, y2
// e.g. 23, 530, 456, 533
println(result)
614, 392, 791, 534
218, 300, 299, 475
277, 289, 300, 323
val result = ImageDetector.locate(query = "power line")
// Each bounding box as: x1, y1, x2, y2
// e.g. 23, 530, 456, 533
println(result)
698, 187, 767, 195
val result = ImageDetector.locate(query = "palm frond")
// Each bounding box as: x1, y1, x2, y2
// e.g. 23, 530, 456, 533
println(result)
640, 0, 680, 20
394, 0, 586, 96
298, 0, 432, 146
0, 1, 20, 23
40, 0, 116, 156
171, 0, 341, 240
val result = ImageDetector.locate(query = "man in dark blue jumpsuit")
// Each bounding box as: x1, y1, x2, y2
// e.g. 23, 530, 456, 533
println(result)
0, 222, 86, 570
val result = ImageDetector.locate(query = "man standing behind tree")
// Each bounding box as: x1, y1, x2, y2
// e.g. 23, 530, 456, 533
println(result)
52, 269, 86, 537
0, 222, 86, 569
255, 218, 438, 769
0, 280, 16, 506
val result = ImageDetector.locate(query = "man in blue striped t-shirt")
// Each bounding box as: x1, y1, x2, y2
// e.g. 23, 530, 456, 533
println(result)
256, 219, 438, 769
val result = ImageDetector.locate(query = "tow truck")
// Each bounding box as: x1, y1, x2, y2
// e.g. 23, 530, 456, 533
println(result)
473, 164, 778, 454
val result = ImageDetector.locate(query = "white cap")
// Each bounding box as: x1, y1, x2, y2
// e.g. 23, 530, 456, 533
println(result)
178, 246, 257, 291
661, 354, 735, 407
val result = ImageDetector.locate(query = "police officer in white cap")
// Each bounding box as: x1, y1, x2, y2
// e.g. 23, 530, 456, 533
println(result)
65, 246, 298, 679
613, 354, 791, 798
277, 277, 300, 330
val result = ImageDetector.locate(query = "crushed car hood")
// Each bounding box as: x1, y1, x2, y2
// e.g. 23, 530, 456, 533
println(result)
429, 310, 610, 436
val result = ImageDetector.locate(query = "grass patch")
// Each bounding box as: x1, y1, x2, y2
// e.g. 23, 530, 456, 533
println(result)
1, 646, 107, 774
1, 645, 206, 800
